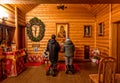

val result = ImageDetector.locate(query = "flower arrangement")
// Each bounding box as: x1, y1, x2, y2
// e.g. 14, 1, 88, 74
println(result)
91, 49, 100, 64
42, 48, 49, 64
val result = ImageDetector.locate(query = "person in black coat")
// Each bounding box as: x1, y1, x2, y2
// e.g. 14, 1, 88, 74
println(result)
46, 34, 60, 76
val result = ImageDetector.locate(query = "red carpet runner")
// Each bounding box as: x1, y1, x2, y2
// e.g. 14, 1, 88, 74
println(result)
46, 63, 80, 71
25, 62, 80, 71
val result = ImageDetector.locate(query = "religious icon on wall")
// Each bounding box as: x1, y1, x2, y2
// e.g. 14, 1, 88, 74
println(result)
34, 46, 38, 52
56, 23, 68, 39
98, 22, 104, 36
32, 25, 39, 37
84, 25, 91, 37
32, 44, 40, 52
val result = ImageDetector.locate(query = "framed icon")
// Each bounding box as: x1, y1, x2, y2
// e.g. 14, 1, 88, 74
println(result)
84, 25, 91, 37
34, 46, 38, 52
56, 23, 69, 39
98, 22, 104, 36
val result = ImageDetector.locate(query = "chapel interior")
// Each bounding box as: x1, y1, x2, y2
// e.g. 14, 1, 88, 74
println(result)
0, 0, 120, 83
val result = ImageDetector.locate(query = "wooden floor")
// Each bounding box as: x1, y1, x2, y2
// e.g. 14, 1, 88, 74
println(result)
1, 62, 98, 83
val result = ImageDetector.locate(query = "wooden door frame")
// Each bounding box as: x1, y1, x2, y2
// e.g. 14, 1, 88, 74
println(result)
112, 23, 120, 72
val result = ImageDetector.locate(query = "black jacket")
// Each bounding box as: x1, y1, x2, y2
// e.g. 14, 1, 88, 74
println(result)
46, 39, 60, 62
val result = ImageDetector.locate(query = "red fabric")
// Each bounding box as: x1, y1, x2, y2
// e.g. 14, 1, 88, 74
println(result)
25, 62, 44, 66
4, 59, 13, 76
46, 63, 80, 71
16, 56, 25, 74
3, 56, 25, 77
26, 55, 44, 62
5, 52, 15, 56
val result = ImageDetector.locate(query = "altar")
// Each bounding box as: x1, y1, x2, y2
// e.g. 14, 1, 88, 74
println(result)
3, 49, 26, 77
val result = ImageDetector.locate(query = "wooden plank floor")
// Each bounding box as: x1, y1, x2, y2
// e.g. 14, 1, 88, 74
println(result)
1, 62, 98, 83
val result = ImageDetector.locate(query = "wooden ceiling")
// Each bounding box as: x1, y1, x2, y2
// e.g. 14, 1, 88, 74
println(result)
81, 4, 109, 16
0, 0, 116, 26
10, 4, 39, 14
8, 4, 109, 16
0, 0, 120, 4
0, 0, 117, 16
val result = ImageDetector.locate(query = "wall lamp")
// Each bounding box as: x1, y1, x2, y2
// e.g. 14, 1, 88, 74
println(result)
57, 4, 67, 10
0, 6, 8, 24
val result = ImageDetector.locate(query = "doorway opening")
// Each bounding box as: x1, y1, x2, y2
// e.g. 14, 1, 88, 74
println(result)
112, 22, 120, 73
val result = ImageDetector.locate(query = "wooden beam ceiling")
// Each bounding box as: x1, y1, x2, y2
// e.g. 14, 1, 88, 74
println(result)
10, 4, 39, 14
1, 4, 110, 17
0, 0, 119, 15
0, 0, 120, 4
81, 4, 109, 16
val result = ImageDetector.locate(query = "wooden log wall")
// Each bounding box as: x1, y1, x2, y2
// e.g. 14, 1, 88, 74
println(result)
17, 9, 26, 26
25, 4, 95, 60
95, 4, 110, 56
111, 4, 120, 22
3, 4, 120, 60
111, 4, 120, 72
95, 4, 120, 57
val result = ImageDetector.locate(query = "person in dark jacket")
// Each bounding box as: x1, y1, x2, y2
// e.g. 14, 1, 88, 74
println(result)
62, 38, 75, 74
46, 34, 60, 76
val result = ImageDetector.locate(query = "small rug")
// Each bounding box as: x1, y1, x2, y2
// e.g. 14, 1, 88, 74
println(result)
25, 62, 43, 66
46, 63, 80, 71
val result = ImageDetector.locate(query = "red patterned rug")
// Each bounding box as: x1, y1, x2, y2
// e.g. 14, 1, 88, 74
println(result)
46, 63, 80, 71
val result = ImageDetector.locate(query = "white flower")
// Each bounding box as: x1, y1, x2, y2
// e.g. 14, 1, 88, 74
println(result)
91, 49, 100, 60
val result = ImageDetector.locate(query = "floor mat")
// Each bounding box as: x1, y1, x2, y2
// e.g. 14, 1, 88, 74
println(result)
46, 63, 80, 71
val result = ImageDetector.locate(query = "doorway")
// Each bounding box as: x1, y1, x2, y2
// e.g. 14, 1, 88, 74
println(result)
84, 45, 90, 59
18, 25, 26, 49
112, 23, 120, 73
